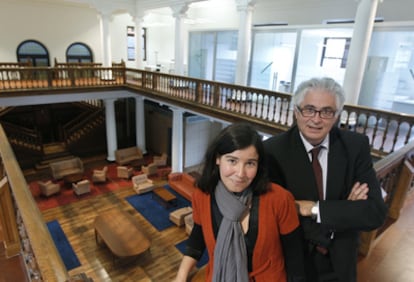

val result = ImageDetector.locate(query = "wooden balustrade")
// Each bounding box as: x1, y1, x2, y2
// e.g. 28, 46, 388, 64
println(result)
1, 121, 43, 153
0, 64, 413, 156
358, 140, 414, 256
0, 125, 72, 281
63, 108, 105, 145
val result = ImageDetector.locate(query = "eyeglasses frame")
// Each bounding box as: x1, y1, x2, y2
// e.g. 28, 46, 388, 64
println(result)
295, 105, 337, 119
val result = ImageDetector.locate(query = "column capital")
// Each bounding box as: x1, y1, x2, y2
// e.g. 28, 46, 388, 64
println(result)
130, 8, 147, 23
134, 96, 144, 102
171, 2, 189, 18
354, 0, 383, 3
235, 0, 256, 11
97, 10, 113, 22
104, 98, 117, 104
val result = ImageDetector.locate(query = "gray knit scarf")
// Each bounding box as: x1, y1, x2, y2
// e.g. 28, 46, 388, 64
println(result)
212, 181, 252, 282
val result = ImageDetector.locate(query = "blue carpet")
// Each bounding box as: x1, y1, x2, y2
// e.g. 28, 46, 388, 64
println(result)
126, 185, 191, 231
46, 220, 81, 271
175, 240, 209, 268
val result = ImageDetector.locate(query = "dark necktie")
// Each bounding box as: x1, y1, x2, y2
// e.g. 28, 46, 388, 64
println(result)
311, 147, 323, 200
311, 146, 329, 255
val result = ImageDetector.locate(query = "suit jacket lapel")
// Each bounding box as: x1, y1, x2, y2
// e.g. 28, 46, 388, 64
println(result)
326, 130, 348, 200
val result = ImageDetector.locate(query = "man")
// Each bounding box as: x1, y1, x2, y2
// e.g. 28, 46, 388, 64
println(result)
264, 77, 387, 282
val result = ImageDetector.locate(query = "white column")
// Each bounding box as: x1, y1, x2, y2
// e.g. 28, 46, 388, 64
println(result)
343, 0, 381, 104
135, 96, 146, 154
104, 99, 117, 161
235, 0, 255, 86
99, 12, 112, 67
171, 4, 189, 76
133, 13, 145, 69
171, 107, 184, 173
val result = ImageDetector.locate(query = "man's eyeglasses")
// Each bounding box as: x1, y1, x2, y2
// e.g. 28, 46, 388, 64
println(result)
296, 106, 337, 119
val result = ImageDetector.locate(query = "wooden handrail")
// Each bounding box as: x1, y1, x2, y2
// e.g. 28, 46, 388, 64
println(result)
0, 125, 69, 281
1, 121, 43, 154
358, 140, 414, 256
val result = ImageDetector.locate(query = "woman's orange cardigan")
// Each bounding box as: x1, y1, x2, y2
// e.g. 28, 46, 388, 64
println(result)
192, 183, 300, 282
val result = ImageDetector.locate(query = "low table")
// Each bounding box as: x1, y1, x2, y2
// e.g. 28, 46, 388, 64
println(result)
63, 173, 84, 186
94, 209, 151, 259
152, 187, 177, 208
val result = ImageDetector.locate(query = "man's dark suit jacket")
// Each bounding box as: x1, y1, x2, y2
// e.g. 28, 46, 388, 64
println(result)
264, 126, 387, 282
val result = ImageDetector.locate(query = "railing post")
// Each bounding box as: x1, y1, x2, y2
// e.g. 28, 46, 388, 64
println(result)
213, 83, 220, 107
389, 159, 414, 219
196, 81, 202, 103
0, 176, 21, 257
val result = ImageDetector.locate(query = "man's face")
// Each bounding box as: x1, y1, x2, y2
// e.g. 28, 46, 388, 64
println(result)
294, 89, 339, 146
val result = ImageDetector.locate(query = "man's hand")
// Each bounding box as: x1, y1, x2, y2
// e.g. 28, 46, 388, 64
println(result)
347, 182, 369, 201
295, 200, 316, 217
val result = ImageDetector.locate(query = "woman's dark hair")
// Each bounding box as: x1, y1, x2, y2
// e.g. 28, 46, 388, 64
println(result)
197, 122, 269, 195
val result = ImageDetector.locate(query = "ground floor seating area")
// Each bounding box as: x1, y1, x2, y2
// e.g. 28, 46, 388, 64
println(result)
29, 156, 172, 211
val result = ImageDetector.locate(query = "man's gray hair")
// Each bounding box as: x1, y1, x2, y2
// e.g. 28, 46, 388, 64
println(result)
293, 77, 345, 112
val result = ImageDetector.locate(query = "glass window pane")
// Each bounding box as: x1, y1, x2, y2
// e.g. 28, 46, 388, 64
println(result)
295, 28, 352, 88
249, 31, 297, 91
66, 43, 92, 62
188, 32, 216, 80
359, 28, 414, 114
215, 31, 238, 83
19, 41, 47, 55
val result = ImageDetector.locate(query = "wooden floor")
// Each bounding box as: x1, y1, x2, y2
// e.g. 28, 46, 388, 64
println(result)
1, 165, 414, 281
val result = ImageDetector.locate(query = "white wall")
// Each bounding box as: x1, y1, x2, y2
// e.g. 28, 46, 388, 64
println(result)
184, 117, 223, 169
0, 1, 101, 63
1, 0, 414, 68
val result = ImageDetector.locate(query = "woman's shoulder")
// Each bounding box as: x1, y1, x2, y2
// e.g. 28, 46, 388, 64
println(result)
192, 188, 210, 201
262, 182, 295, 201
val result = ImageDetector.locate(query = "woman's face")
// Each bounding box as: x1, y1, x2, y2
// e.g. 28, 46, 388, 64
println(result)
216, 145, 259, 193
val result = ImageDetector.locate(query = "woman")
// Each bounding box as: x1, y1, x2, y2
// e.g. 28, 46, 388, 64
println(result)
174, 123, 305, 282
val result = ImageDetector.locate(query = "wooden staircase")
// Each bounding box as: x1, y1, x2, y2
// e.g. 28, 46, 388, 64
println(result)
34, 142, 74, 170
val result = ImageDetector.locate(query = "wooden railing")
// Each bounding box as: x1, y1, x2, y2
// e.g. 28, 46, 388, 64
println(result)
122, 69, 414, 157
63, 108, 105, 145
0, 64, 412, 158
0, 126, 72, 281
1, 121, 43, 154
359, 141, 414, 255
0, 64, 413, 281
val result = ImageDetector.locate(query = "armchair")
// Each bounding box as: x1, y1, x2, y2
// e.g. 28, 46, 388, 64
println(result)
132, 174, 155, 194
37, 180, 60, 197
72, 179, 91, 196
141, 163, 158, 175
92, 166, 108, 183
153, 153, 168, 166
117, 166, 133, 179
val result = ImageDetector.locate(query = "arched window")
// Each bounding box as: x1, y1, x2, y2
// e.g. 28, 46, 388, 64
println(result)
66, 42, 93, 63
16, 40, 50, 66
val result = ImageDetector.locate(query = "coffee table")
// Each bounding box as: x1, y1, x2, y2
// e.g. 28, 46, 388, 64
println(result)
152, 186, 177, 208
94, 209, 151, 259
63, 173, 84, 186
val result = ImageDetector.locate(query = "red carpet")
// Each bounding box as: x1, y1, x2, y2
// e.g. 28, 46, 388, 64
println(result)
29, 163, 171, 211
